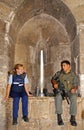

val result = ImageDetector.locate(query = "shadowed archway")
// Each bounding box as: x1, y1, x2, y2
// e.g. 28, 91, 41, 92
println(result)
8, 0, 78, 94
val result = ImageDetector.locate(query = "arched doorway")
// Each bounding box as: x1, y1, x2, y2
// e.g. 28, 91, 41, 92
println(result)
8, 0, 79, 94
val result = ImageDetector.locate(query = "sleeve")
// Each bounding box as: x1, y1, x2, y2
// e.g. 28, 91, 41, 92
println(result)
73, 75, 79, 86
8, 74, 13, 85
24, 74, 29, 84
52, 71, 60, 80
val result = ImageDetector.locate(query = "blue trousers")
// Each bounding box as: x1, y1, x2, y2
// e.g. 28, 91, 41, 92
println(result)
13, 94, 28, 118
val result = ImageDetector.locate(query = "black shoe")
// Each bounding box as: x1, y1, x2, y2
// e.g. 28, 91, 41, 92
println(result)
58, 120, 64, 126
70, 120, 77, 126
13, 118, 18, 125
70, 115, 77, 126
23, 116, 29, 122
57, 114, 64, 126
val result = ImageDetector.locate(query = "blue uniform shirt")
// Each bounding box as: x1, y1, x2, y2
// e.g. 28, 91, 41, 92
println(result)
9, 73, 29, 97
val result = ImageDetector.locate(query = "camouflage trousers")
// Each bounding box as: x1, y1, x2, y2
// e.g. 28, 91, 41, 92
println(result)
55, 92, 77, 115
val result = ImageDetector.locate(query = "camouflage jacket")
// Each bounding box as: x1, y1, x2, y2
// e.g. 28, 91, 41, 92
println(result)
59, 71, 78, 91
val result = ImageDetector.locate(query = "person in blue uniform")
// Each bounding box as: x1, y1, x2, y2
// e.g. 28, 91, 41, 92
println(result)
5, 64, 32, 125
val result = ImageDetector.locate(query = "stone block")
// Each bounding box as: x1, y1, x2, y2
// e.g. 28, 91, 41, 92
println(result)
0, 97, 84, 130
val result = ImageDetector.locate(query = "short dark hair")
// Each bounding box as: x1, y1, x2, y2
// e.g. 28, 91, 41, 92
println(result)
61, 60, 70, 65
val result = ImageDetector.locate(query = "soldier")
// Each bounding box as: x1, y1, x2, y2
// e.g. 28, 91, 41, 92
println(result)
52, 60, 78, 126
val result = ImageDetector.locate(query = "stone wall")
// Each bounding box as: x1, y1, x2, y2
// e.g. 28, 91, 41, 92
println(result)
0, 0, 83, 92
0, 0, 84, 92
0, 97, 84, 130
0, 0, 84, 130
62, 0, 84, 97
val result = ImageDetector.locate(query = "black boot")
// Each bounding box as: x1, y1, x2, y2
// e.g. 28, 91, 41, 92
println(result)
23, 116, 29, 122
13, 118, 18, 125
70, 115, 77, 126
57, 114, 64, 125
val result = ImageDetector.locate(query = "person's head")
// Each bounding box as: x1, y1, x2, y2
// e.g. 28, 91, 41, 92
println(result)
61, 60, 71, 73
14, 64, 24, 75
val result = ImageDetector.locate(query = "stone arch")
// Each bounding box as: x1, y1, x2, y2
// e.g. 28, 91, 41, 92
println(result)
7, 0, 78, 93
9, 0, 77, 42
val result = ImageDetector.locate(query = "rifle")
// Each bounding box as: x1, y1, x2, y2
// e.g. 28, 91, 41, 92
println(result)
61, 89, 69, 104
51, 78, 69, 104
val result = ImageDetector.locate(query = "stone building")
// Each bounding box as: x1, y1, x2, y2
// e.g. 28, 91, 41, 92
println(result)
0, 0, 84, 130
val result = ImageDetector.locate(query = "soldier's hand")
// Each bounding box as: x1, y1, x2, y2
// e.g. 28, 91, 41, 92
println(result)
70, 88, 77, 94
54, 83, 58, 89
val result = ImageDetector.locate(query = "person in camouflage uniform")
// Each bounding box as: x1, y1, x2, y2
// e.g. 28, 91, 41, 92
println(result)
52, 60, 78, 126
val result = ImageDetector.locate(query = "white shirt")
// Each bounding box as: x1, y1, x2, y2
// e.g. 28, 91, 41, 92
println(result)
8, 74, 29, 85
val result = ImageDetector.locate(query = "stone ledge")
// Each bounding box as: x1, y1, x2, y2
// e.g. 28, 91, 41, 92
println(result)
0, 97, 84, 130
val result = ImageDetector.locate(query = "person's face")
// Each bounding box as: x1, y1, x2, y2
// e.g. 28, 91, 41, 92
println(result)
62, 63, 71, 73
16, 66, 24, 75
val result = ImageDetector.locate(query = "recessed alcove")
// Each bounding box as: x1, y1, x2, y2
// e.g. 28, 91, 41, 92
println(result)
8, 0, 78, 94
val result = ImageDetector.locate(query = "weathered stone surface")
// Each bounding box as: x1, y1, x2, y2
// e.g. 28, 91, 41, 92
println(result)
0, 0, 24, 8
0, 2, 12, 20
79, 28, 84, 53
0, 0, 84, 130
73, 5, 84, 22
62, 0, 84, 9
0, 97, 83, 130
